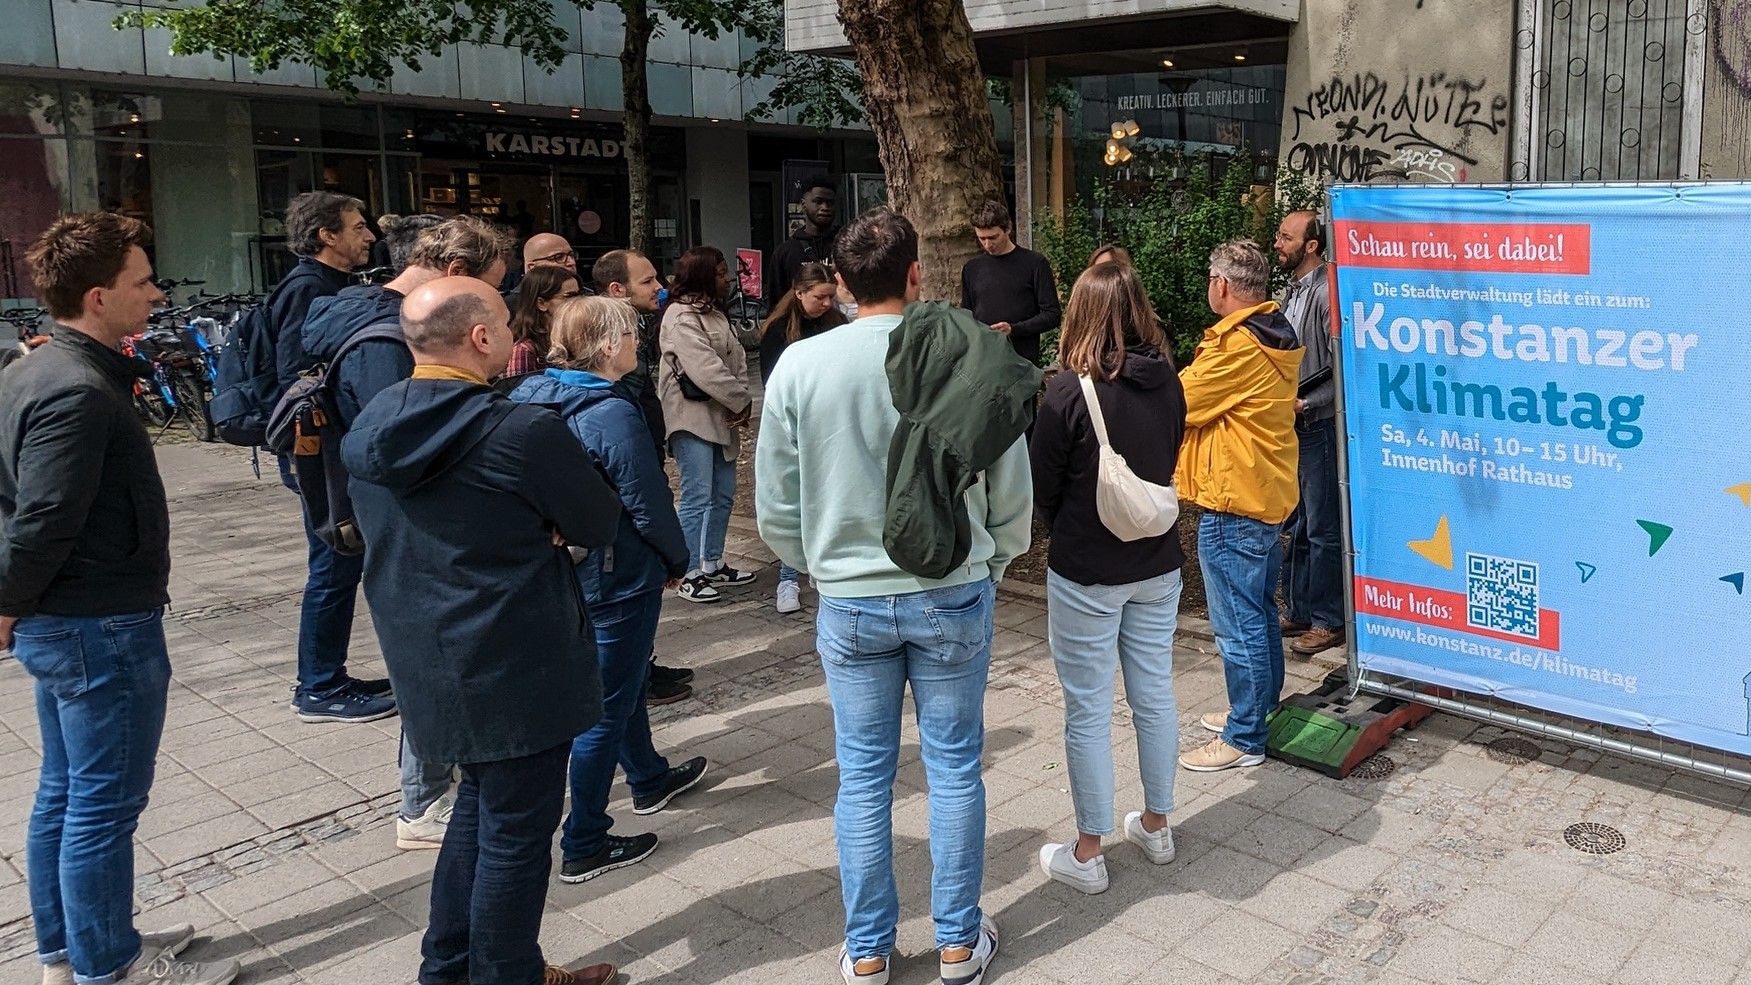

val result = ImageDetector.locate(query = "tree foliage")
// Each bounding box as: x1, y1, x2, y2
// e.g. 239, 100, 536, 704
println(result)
1032, 159, 1323, 366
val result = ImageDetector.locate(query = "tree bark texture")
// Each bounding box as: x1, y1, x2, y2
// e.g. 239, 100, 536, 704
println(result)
622, 0, 654, 256
835, 0, 1003, 302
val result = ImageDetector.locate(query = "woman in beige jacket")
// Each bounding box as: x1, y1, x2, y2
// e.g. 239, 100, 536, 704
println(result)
658, 246, 754, 602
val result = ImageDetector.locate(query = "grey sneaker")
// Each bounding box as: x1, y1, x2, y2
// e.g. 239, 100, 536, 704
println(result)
121, 951, 241, 985
44, 925, 197, 985
939, 913, 998, 985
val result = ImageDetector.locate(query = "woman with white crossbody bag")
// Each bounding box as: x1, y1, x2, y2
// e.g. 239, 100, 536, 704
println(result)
1028, 260, 1188, 895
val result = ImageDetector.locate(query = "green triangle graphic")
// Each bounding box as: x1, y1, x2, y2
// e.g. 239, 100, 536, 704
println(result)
1637, 520, 1674, 556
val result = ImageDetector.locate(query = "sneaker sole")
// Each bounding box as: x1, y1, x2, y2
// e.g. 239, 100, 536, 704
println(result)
396, 836, 445, 850
706, 575, 756, 586
676, 592, 721, 604
776, 602, 802, 614
1179, 753, 1266, 772
558, 841, 659, 883
646, 688, 693, 707
296, 707, 400, 724
1290, 639, 1345, 655
1038, 850, 1108, 895
1199, 718, 1226, 734
631, 761, 709, 815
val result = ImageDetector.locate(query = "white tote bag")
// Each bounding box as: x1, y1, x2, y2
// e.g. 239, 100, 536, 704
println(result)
1078, 374, 1179, 542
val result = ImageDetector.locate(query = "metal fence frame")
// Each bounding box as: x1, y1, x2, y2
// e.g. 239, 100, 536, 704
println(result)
1323, 179, 1751, 789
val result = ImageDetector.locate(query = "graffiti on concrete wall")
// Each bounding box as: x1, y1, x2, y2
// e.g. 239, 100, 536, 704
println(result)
1710, 0, 1751, 176
1285, 71, 1510, 182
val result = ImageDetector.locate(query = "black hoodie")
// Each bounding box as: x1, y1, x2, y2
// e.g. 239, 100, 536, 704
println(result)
340, 376, 620, 765
1031, 346, 1188, 586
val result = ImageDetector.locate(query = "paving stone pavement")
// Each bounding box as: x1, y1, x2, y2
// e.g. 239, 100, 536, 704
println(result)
3, 439, 1750, 985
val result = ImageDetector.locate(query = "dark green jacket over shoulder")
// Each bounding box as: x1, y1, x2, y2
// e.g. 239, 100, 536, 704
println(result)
883, 301, 1042, 579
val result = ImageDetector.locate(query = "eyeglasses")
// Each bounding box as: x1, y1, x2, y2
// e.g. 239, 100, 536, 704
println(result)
534, 249, 577, 266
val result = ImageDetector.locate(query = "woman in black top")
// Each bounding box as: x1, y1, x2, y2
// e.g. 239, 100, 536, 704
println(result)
1029, 261, 1188, 894
757, 262, 847, 385
756, 261, 847, 613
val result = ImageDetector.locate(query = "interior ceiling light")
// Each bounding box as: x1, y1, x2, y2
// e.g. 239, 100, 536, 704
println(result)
1160, 52, 1175, 68
1234, 47, 1248, 62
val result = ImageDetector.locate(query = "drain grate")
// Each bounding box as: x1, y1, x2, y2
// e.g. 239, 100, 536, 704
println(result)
1563, 822, 1626, 855
1348, 754, 1397, 780
1487, 736, 1543, 765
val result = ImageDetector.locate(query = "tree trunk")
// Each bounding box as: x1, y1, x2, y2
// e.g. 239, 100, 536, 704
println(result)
836, 0, 1003, 302
622, 0, 654, 256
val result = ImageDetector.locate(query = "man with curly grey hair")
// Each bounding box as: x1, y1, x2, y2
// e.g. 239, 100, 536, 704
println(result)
272, 192, 374, 395
1177, 238, 1306, 773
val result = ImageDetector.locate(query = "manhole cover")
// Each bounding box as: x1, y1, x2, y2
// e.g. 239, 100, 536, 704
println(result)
1563, 822, 1626, 855
1349, 754, 1396, 780
1487, 736, 1542, 765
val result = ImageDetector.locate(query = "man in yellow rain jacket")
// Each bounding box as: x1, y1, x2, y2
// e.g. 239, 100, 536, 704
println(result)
1176, 239, 1305, 772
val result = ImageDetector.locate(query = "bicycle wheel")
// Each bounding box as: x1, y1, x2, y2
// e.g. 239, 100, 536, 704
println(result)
135, 389, 171, 428
170, 371, 216, 442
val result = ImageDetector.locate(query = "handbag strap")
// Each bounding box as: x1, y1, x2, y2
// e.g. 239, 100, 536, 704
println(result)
1077, 374, 1113, 449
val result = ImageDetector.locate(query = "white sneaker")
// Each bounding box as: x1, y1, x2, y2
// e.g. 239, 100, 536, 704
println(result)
939, 913, 999, 985
396, 793, 453, 850
1124, 812, 1177, 864
44, 926, 197, 985
121, 952, 241, 985
1038, 842, 1109, 894
775, 580, 801, 614
838, 947, 889, 985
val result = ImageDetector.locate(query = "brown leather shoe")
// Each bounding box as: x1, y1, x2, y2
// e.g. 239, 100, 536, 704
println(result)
543, 963, 618, 985
1280, 616, 1311, 634
1291, 625, 1346, 655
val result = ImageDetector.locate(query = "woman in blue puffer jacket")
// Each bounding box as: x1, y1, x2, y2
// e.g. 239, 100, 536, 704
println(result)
508, 296, 709, 884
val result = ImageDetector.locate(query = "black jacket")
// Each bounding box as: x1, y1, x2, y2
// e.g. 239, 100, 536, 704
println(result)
341, 377, 621, 765
758, 309, 847, 385
0, 328, 170, 617
509, 371, 688, 604
271, 257, 353, 396
301, 284, 414, 429
1032, 347, 1187, 586
767, 227, 837, 302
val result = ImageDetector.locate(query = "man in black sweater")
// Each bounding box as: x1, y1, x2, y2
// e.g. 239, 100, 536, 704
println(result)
960, 200, 1061, 367
766, 176, 838, 303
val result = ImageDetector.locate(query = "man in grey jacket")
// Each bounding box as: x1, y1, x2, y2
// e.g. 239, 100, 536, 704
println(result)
1273, 211, 1344, 655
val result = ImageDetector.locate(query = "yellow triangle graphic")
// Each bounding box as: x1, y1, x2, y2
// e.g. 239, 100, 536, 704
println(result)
1727, 482, 1751, 508
1408, 515, 1454, 570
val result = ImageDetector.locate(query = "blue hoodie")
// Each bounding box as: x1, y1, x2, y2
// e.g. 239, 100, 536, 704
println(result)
301, 284, 413, 428
340, 377, 621, 765
509, 370, 688, 604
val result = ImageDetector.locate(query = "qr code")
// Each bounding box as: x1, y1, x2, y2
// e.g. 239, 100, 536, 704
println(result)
1466, 552, 1540, 639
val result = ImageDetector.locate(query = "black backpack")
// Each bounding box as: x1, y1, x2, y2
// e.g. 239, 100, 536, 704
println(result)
264, 322, 406, 555
211, 268, 323, 446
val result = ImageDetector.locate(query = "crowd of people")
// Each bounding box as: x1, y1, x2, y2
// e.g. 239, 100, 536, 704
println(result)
0, 175, 1342, 985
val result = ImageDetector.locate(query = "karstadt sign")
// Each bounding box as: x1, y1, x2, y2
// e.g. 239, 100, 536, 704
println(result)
484, 131, 623, 159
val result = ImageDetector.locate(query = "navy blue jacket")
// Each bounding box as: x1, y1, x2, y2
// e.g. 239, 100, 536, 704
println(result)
271, 257, 353, 396
301, 284, 414, 429
341, 378, 621, 765
510, 371, 687, 604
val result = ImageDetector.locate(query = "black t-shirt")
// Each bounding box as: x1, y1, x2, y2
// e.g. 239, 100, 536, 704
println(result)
959, 246, 1061, 365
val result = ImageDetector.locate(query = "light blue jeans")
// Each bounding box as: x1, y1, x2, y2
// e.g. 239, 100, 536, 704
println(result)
1046, 570, 1182, 835
400, 731, 454, 821
14, 609, 170, 985
816, 579, 994, 961
1199, 510, 1285, 755
670, 431, 737, 575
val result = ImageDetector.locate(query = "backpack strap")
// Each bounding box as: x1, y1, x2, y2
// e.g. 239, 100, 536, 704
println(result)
1077, 374, 1113, 449
321, 320, 406, 388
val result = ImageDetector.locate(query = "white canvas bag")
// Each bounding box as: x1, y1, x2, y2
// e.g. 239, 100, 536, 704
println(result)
1078, 374, 1179, 541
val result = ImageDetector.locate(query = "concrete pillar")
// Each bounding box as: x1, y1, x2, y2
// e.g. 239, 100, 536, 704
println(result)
684, 125, 752, 254
1011, 56, 1049, 248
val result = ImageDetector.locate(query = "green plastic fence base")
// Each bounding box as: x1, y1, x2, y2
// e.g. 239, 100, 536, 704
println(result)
1266, 706, 1365, 777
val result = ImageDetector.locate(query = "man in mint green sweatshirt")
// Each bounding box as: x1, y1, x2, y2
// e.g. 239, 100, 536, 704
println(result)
756, 208, 1032, 985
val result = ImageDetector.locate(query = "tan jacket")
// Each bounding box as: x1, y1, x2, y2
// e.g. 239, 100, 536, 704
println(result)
657, 302, 752, 459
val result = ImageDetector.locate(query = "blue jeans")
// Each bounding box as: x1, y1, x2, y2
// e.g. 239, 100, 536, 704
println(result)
1283, 416, 1344, 630
817, 579, 993, 960
670, 431, 736, 575
297, 507, 362, 696
561, 589, 671, 859
779, 563, 802, 584
14, 610, 170, 985
401, 730, 455, 820
1045, 570, 1181, 835
1199, 511, 1285, 756
419, 742, 570, 985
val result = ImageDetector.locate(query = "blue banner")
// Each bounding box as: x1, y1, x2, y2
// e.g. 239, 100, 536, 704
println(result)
1331, 183, 1751, 757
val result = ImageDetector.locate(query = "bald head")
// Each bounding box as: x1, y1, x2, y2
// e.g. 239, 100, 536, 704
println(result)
523, 233, 576, 273
401, 277, 514, 378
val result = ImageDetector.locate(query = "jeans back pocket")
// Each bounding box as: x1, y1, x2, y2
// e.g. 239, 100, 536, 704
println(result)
12, 623, 90, 700
920, 582, 992, 666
